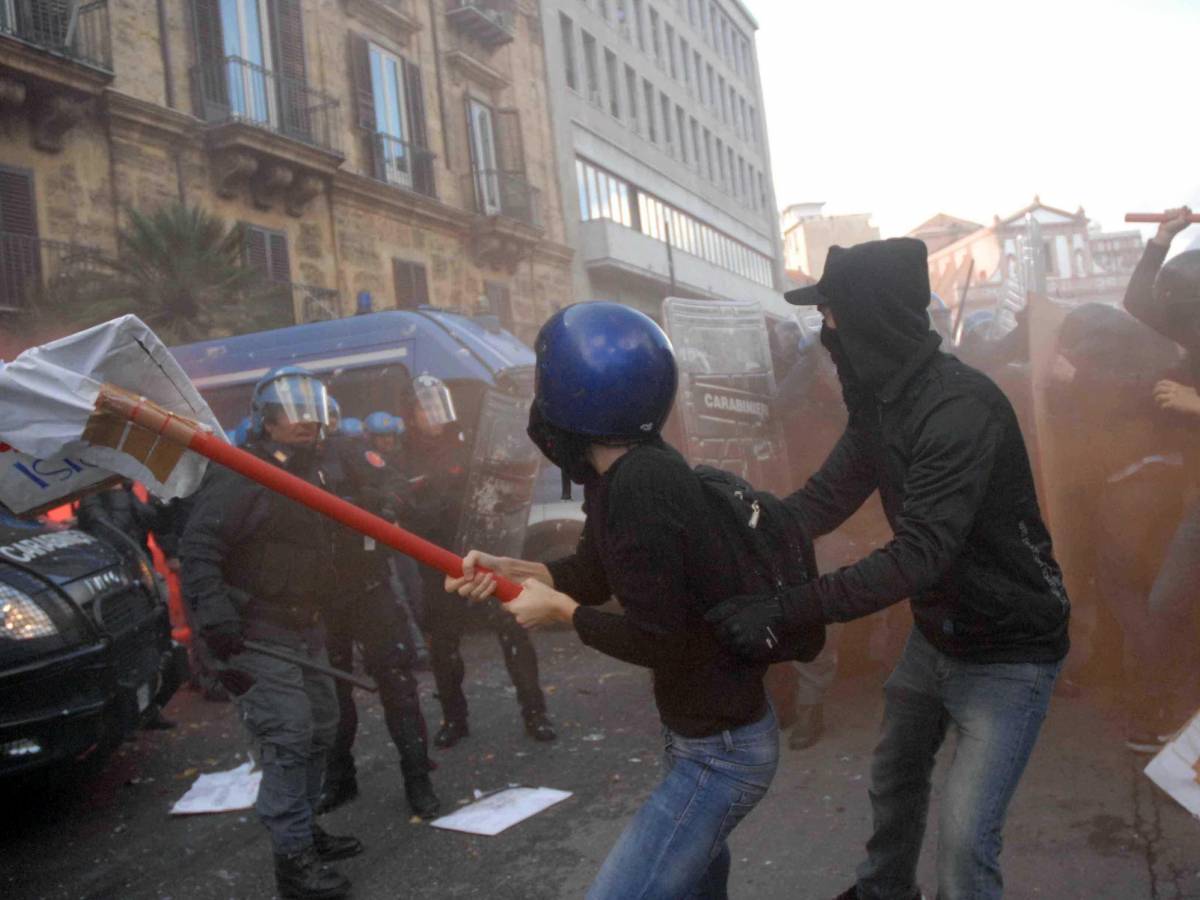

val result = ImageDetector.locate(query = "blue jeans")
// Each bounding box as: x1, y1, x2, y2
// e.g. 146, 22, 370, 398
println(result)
856, 629, 1061, 900
587, 707, 779, 900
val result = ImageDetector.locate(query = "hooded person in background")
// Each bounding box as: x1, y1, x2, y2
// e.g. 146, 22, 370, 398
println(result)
1121, 206, 1200, 752
706, 239, 1070, 900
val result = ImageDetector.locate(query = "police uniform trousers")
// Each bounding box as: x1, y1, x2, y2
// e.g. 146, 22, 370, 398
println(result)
422, 565, 546, 723
229, 630, 338, 856
325, 581, 431, 782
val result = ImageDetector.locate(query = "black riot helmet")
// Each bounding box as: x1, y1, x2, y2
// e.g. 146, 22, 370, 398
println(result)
1155, 250, 1200, 336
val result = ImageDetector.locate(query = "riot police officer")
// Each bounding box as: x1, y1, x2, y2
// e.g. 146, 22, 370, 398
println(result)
181, 367, 359, 900
317, 409, 440, 818
364, 410, 405, 465
405, 374, 555, 747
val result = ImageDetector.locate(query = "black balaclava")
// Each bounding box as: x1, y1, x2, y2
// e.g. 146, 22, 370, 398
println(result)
817, 238, 940, 393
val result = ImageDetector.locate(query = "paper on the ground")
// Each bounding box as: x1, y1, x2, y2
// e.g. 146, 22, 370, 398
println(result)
1145, 709, 1200, 819
170, 762, 262, 816
430, 787, 572, 836
0, 316, 224, 513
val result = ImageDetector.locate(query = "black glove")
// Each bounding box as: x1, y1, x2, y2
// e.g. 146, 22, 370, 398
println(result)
705, 588, 823, 662
204, 623, 245, 662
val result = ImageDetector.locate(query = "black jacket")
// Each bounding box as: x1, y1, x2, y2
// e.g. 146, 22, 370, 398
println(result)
781, 240, 1070, 664
548, 441, 769, 737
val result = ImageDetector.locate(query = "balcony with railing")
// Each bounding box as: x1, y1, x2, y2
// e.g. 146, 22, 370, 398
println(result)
0, 232, 104, 313
260, 281, 341, 327
446, 0, 516, 48
462, 169, 540, 229
192, 56, 342, 157
368, 132, 436, 199
0, 0, 112, 74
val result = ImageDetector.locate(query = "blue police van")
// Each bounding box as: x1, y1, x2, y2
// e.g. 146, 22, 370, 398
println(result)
170, 307, 556, 560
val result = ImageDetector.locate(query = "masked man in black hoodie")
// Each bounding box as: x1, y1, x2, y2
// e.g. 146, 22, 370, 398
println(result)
706, 239, 1070, 900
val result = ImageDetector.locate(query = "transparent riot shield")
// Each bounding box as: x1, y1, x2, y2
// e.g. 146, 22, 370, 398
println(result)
662, 297, 792, 494
451, 385, 540, 558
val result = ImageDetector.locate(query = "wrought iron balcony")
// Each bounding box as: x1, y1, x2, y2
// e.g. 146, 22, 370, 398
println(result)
0, 232, 104, 312
261, 281, 341, 326
0, 0, 112, 73
462, 169, 541, 229
446, 0, 516, 48
192, 56, 342, 156
369, 132, 436, 199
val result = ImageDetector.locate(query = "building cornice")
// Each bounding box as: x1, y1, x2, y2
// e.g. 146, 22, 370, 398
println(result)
102, 90, 197, 142
333, 169, 475, 233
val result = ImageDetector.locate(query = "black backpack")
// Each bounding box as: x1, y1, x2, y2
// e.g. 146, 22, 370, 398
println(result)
694, 465, 826, 663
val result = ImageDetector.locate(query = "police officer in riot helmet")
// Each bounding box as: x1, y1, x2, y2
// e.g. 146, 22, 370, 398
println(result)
405, 373, 555, 747
364, 411, 405, 465
326, 397, 342, 435
180, 366, 359, 900
339, 417, 365, 441
316, 402, 440, 818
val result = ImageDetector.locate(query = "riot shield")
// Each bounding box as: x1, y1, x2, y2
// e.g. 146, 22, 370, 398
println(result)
451, 385, 540, 559
662, 297, 792, 494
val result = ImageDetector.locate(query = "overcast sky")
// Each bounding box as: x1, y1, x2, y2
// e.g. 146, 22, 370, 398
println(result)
752, 0, 1200, 240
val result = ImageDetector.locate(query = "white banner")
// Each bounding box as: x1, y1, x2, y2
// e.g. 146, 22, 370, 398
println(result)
1145, 709, 1200, 820
0, 316, 224, 513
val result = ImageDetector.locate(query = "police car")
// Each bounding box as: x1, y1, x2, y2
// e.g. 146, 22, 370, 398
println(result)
0, 509, 185, 779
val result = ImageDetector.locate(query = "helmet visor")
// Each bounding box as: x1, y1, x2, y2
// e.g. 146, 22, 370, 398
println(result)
259, 374, 330, 427
414, 378, 457, 427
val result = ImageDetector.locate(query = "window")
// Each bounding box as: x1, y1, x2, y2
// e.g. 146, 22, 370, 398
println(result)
660, 92, 672, 151
560, 14, 577, 91
715, 137, 725, 187
718, 74, 727, 122
393, 259, 429, 309
694, 50, 704, 101
576, 158, 632, 228
747, 103, 758, 144
703, 127, 714, 181
676, 106, 688, 162
643, 79, 656, 141
604, 49, 620, 117
665, 23, 677, 79
689, 117, 700, 168
218, 0, 277, 126
625, 64, 639, 130
597, 0, 609, 23
582, 31, 601, 103
483, 280, 512, 326
0, 166, 40, 310
680, 38, 690, 89
706, 63, 715, 112
467, 99, 501, 215
687, 0, 697, 28
350, 36, 432, 195
632, 0, 645, 50
368, 43, 412, 187
649, 8, 661, 64
244, 224, 290, 283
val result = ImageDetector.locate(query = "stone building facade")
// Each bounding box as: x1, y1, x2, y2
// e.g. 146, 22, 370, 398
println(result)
0, 0, 574, 344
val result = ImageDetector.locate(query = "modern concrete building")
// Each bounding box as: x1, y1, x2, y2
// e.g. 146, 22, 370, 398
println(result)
540, 0, 787, 321
0, 0, 574, 343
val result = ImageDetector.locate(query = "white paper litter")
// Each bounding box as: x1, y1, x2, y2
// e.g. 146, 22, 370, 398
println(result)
430, 787, 572, 836
1145, 710, 1200, 820
170, 762, 262, 816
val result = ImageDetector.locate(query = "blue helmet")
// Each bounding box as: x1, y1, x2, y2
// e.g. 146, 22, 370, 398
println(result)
250, 365, 329, 437
340, 417, 365, 438
533, 302, 678, 440
364, 411, 400, 436
326, 396, 342, 431
229, 416, 251, 447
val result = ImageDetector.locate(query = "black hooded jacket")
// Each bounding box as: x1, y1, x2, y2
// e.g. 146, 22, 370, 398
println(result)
782, 239, 1070, 664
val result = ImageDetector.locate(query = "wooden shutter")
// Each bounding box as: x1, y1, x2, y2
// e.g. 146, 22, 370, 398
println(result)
269, 0, 310, 139
267, 232, 291, 283
189, 0, 226, 113
403, 59, 434, 197
0, 168, 39, 310
244, 225, 290, 283
493, 109, 524, 175
393, 259, 428, 310
484, 281, 512, 327
348, 33, 376, 130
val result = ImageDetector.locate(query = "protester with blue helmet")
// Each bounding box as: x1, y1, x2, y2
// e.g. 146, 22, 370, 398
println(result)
446, 301, 782, 899
181, 362, 360, 899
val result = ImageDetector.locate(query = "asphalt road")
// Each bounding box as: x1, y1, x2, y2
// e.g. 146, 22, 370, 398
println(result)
3, 627, 1199, 900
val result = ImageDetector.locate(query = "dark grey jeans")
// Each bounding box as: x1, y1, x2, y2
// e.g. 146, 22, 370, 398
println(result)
230, 638, 339, 856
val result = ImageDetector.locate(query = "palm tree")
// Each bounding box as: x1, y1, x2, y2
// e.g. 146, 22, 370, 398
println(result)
42, 204, 280, 344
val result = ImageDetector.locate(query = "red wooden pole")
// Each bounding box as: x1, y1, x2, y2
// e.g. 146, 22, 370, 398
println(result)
1124, 213, 1200, 224
95, 386, 522, 602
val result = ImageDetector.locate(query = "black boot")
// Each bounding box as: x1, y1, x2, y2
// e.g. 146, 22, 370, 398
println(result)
274, 845, 350, 900
523, 710, 557, 742
434, 718, 469, 749
311, 824, 364, 861
315, 772, 358, 815
405, 774, 442, 819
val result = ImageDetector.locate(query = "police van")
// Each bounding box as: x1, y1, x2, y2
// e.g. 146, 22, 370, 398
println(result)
170, 307, 554, 561
0, 510, 184, 780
